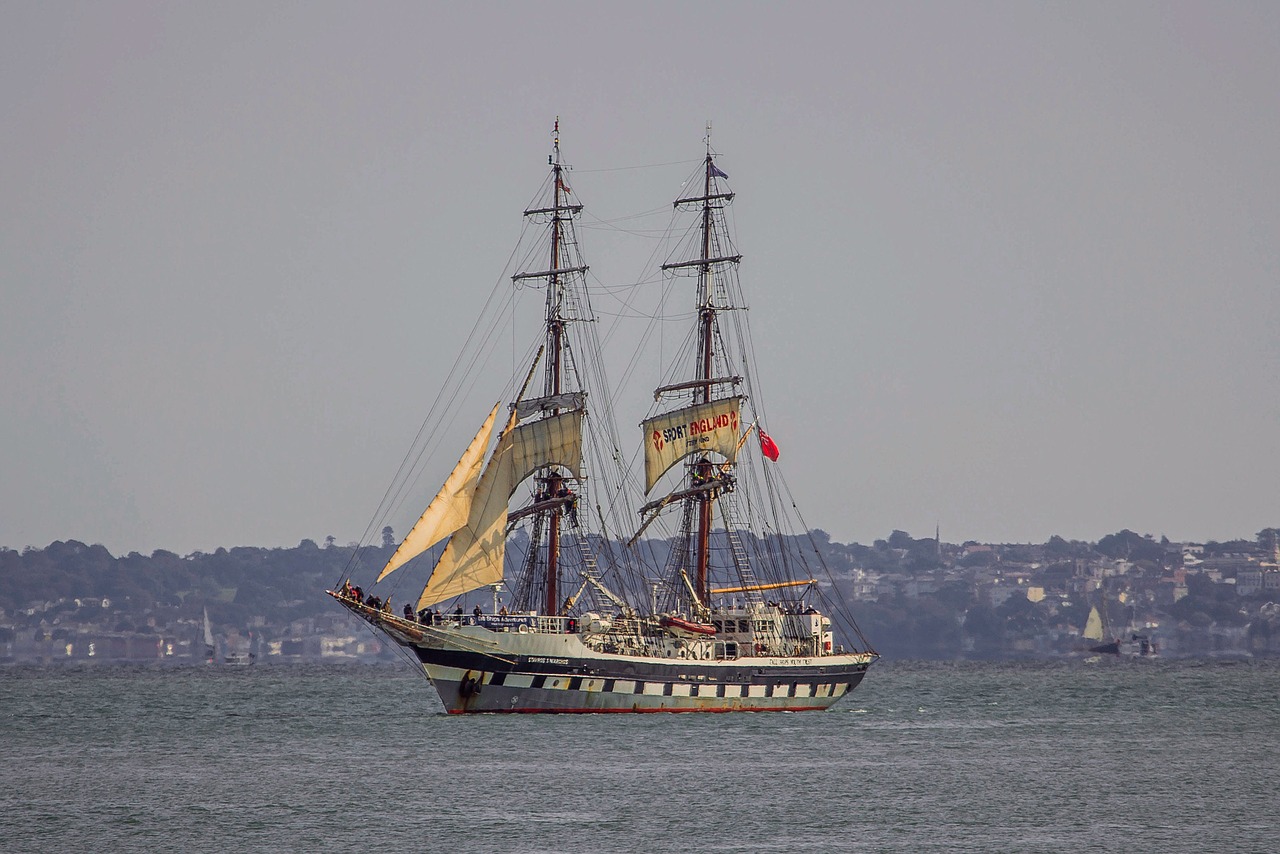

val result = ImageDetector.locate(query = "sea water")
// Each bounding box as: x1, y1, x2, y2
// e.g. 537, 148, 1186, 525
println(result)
2, 660, 1276, 853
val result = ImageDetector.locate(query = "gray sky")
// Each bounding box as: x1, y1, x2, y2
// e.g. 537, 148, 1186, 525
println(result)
3, 2, 1277, 555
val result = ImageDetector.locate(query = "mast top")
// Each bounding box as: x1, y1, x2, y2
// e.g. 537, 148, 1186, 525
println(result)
550, 116, 562, 167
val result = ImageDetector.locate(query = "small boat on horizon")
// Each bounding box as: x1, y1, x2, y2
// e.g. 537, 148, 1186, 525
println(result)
204, 607, 255, 666
1082, 590, 1157, 658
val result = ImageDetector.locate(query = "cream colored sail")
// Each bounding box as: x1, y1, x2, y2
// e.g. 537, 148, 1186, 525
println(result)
641, 397, 742, 493
1083, 606, 1104, 641
417, 409, 584, 608
376, 403, 501, 582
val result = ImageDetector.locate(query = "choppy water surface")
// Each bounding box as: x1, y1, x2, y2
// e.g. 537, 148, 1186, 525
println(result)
2, 659, 1277, 853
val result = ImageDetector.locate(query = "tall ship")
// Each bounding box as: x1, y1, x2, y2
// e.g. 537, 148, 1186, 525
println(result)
331, 124, 877, 712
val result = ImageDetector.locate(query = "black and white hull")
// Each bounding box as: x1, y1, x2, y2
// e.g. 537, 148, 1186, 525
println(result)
352, 601, 875, 714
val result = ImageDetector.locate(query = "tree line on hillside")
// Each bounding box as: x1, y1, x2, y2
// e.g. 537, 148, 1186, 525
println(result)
3, 526, 1277, 659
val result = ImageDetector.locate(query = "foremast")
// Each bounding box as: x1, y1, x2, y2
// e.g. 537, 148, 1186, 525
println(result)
542, 120, 571, 617
511, 118, 589, 617
367, 120, 598, 617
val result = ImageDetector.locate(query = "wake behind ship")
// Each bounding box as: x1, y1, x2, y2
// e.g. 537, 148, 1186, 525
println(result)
331, 123, 877, 713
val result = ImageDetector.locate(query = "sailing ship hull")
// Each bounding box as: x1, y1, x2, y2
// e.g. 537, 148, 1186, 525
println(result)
374, 614, 873, 714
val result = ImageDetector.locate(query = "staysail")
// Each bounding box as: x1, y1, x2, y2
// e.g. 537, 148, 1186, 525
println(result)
417, 409, 584, 608
641, 397, 742, 493
377, 403, 502, 582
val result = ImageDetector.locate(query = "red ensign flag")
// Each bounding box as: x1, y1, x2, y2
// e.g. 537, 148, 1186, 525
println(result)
759, 428, 780, 461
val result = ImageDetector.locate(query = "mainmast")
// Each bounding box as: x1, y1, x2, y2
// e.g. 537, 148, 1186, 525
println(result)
659, 125, 743, 609
692, 145, 716, 607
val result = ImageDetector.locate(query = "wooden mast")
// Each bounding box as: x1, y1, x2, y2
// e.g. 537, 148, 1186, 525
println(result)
658, 125, 742, 613
693, 137, 715, 609
656, 127, 745, 614
546, 118, 565, 617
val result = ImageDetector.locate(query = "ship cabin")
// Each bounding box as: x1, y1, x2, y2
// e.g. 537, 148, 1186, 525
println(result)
707, 603, 836, 658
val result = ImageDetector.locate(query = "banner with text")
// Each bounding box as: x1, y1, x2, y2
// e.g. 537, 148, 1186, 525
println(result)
641, 397, 742, 493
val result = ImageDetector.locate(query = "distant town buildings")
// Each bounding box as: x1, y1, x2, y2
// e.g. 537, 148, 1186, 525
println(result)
2, 528, 1279, 662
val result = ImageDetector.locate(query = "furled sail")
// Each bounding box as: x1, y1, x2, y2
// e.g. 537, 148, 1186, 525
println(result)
641, 397, 742, 493
417, 409, 584, 608
377, 403, 501, 582
515, 392, 585, 420
1083, 606, 1104, 641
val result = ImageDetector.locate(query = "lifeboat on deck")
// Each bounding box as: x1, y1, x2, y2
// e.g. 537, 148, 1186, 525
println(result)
660, 614, 717, 637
